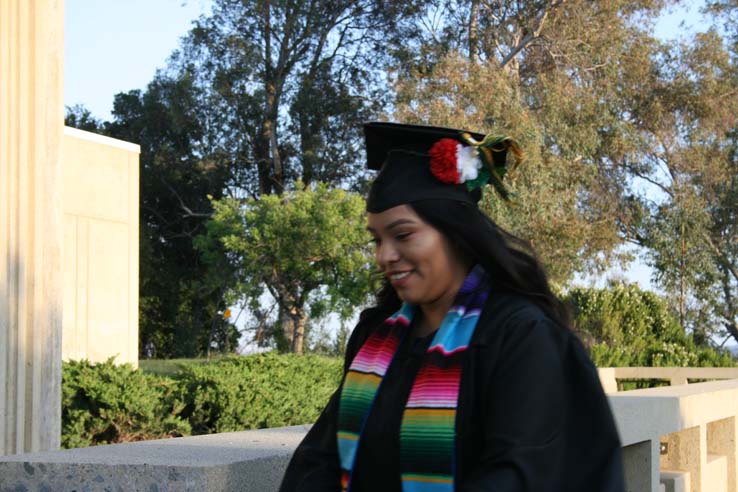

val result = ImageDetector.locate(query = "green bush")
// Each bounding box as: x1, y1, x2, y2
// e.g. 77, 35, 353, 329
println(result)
62, 358, 190, 448
177, 353, 342, 433
62, 353, 343, 447
565, 284, 735, 368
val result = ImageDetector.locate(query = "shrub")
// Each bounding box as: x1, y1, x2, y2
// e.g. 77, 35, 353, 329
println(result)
565, 284, 735, 368
177, 352, 342, 433
62, 359, 190, 448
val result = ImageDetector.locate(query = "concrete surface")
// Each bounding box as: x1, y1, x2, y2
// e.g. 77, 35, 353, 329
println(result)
1, 0, 65, 456
661, 470, 690, 492
609, 379, 738, 492
599, 367, 738, 394
61, 127, 140, 367
0, 426, 310, 492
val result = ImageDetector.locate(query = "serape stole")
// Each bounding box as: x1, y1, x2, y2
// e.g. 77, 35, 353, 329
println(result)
337, 266, 489, 492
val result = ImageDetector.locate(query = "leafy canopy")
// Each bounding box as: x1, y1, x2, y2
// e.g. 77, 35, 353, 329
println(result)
197, 183, 376, 352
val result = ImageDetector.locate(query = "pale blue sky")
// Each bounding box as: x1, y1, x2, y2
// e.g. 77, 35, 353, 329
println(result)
65, 0, 212, 120
63, 0, 711, 293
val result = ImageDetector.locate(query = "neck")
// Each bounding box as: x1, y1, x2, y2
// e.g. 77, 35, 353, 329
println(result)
416, 286, 460, 337
415, 264, 474, 338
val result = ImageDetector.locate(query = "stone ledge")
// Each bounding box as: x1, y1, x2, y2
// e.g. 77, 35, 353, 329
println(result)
0, 425, 309, 492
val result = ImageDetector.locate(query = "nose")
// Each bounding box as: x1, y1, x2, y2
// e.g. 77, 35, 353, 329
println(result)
375, 240, 400, 270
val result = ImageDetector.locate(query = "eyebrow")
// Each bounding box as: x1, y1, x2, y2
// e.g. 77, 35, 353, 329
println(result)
367, 218, 417, 232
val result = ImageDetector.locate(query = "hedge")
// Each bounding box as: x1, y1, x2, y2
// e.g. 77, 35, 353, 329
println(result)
62, 359, 190, 448
62, 353, 342, 448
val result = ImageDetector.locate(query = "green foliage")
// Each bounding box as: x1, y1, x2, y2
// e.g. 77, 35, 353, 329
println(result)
61, 359, 190, 448
390, 0, 659, 284
64, 104, 103, 132
177, 0, 415, 195
565, 284, 735, 368
197, 183, 376, 353
62, 354, 343, 447
103, 74, 239, 358
612, 16, 738, 342
138, 358, 214, 378
176, 353, 342, 433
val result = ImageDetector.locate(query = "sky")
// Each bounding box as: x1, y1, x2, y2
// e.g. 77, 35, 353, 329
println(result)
64, 0, 213, 120
64, 0, 711, 293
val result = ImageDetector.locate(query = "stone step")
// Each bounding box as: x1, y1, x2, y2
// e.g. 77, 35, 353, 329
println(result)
0, 425, 310, 492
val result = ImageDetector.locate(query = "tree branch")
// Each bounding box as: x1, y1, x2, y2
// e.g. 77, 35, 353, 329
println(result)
159, 177, 213, 218
499, 0, 566, 69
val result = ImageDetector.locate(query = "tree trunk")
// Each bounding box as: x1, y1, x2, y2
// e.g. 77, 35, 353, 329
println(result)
256, 120, 273, 195
258, 2, 284, 196
679, 221, 687, 331
259, 102, 284, 196
280, 305, 295, 350
468, 0, 480, 63
291, 307, 307, 355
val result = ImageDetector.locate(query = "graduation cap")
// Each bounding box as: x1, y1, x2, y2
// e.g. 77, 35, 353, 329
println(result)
364, 122, 523, 213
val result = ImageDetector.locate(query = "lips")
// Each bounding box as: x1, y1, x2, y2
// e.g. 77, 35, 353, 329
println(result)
387, 270, 413, 287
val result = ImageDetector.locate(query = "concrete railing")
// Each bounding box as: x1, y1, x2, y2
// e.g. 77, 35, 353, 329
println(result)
603, 368, 738, 492
3, 369, 738, 492
598, 367, 738, 393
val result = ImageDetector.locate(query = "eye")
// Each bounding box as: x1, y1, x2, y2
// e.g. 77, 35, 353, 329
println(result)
396, 232, 412, 241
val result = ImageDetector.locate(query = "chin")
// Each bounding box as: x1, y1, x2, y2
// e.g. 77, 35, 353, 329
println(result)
396, 291, 423, 305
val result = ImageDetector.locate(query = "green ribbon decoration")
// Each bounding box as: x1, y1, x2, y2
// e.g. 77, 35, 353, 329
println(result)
459, 132, 523, 201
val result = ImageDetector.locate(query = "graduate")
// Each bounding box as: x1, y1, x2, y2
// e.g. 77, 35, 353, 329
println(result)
279, 122, 625, 492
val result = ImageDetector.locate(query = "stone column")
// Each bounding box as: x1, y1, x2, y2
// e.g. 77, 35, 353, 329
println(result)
0, 0, 65, 455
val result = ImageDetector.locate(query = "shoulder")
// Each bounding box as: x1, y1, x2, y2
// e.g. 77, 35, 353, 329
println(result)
473, 293, 568, 349
473, 292, 602, 392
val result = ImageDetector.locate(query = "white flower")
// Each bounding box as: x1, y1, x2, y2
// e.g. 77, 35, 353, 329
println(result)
455, 145, 481, 182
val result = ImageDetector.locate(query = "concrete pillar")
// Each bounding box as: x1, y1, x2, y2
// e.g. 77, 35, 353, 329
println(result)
623, 439, 661, 492
707, 417, 738, 492
661, 425, 705, 492
0, 0, 65, 455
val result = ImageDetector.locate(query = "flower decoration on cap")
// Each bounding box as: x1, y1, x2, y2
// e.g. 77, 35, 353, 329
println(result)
428, 131, 523, 201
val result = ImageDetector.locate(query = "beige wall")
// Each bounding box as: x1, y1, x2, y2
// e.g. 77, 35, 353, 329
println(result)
61, 126, 140, 366
1, 0, 65, 455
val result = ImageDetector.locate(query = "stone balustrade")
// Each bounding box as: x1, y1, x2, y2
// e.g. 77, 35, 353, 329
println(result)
598, 367, 738, 393
2, 368, 738, 491
604, 368, 738, 492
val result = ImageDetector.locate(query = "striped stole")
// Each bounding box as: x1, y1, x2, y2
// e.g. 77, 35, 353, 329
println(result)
337, 266, 489, 492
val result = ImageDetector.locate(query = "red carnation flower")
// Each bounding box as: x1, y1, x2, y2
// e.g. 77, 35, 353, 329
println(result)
429, 138, 460, 184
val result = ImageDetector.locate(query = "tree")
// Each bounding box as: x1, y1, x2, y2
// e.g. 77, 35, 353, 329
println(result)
175, 0, 422, 197
197, 183, 375, 354
113, 0, 420, 355
104, 73, 240, 357
390, 0, 671, 284
64, 104, 103, 132
618, 23, 738, 344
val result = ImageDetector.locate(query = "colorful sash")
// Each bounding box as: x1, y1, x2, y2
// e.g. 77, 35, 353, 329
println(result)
337, 266, 489, 492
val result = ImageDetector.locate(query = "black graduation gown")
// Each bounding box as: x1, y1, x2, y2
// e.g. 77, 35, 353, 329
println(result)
279, 294, 625, 492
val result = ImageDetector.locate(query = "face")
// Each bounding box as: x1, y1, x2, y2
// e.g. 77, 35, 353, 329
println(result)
367, 204, 470, 312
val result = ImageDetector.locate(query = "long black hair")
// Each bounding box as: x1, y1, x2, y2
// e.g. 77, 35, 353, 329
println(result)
373, 199, 572, 329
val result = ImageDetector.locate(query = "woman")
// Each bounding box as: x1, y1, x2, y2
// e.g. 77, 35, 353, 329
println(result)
279, 122, 625, 492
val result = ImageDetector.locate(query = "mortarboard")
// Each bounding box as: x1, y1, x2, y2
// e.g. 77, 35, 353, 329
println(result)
364, 122, 522, 213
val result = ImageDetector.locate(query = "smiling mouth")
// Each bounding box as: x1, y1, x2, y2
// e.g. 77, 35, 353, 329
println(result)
389, 271, 412, 281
